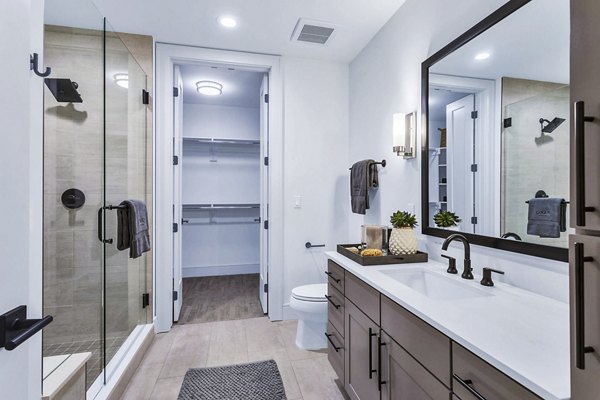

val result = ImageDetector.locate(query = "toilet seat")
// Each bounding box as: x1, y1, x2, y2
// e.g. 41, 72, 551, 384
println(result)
291, 283, 327, 302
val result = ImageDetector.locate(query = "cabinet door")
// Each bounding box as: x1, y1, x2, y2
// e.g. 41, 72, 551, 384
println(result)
571, 0, 600, 230
380, 332, 450, 400
344, 299, 380, 400
570, 235, 600, 400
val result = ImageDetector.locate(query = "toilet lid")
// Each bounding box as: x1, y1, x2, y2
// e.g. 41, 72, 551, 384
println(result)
292, 283, 327, 302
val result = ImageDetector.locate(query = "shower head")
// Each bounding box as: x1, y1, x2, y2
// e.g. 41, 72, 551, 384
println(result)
539, 117, 565, 133
44, 78, 83, 103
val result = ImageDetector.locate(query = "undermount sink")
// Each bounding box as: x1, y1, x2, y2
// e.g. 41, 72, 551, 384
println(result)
381, 268, 493, 301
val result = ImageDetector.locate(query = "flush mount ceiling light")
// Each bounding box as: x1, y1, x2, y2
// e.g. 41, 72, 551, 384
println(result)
196, 80, 223, 96
219, 16, 237, 28
114, 73, 128, 89
474, 52, 491, 61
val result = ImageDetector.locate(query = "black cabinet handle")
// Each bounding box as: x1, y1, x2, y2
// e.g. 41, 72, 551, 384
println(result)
0, 306, 53, 351
453, 374, 487, 400
574, 101, 596, 226
324, 333, 341, 352
368, 328, 377, 379
324, 295, 341, 309
324, 271, 341, 283
574, 242, 596, 369
377, 335, 387, 391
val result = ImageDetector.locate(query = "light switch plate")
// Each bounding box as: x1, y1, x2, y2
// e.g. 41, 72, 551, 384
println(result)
294, 195, 302, 209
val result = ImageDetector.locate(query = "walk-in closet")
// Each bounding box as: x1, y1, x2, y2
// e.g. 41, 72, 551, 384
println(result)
173, 63, 269, 324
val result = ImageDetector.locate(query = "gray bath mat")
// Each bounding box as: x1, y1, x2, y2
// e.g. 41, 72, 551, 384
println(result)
178, 360, 287, 400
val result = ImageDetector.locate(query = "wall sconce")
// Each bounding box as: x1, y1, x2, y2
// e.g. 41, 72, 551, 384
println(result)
392, 112, 416, 158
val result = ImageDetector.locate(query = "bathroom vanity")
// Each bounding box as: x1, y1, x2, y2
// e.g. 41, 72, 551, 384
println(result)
325, 251, 569, 400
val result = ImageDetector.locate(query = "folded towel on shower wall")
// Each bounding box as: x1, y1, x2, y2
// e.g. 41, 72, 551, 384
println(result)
526, 197, 566, 238
117, 200, 151, 259
350, 159, 379, 215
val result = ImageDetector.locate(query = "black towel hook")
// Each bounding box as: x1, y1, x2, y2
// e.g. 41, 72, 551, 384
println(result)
30, 53, 51, 77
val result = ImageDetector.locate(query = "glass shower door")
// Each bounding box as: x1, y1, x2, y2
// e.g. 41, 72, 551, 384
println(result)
102, 21, 150, 380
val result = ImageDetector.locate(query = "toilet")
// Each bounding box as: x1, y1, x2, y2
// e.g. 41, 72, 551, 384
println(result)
289, 283, 328, 350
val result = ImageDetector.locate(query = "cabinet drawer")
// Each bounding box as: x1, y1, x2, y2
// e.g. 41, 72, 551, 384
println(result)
381, 332, 450, 400
327, 283, 344, 335
346, 273, 380, 325
381, 295, 450, 387
326, 322, 344, 384
452, 343, 541, 400
327, 260, 345, 294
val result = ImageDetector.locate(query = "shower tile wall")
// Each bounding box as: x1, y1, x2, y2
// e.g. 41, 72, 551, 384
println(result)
43, 25, 153, 387
501, 77, 572, 247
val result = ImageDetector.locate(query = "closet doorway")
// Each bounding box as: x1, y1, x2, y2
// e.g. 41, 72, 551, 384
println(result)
172, 62, 270, 324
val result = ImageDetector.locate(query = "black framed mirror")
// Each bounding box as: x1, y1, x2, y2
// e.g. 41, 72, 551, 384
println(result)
421, 0, 569, 262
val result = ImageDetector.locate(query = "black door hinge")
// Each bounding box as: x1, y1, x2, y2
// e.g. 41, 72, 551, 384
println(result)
142, 293, 150, 308
471, 111, 478, 119
173, 87, 179, 97
503, 117, 512, 128
173, 291, 178, 301
173, 223, 178, 233
173, 155, 179, 165
142, 89, 149, 105
264, 220, 269, 230
264, 156, 269, 166
471, 216, 478, 225
264, 283, 268, 293
264, 94, 269, 103
471, 164, 478, 172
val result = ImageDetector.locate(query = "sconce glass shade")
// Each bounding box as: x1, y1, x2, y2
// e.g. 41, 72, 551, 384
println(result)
393, 112, 416, 158
196, 80, 223, 96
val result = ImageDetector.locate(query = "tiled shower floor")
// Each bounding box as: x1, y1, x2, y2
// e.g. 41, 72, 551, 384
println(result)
44, 335, 128, 389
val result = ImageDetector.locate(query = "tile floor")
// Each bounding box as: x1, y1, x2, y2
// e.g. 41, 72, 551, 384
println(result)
120, 317, 346, 400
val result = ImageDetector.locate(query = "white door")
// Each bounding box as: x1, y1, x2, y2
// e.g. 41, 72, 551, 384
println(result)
172, 66, 184, 321
0, 0, 44, 398
446, 94, 476, 233
259, 74, 269, 314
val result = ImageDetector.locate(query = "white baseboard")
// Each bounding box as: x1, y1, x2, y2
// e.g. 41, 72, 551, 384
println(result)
182, 263, 259, 278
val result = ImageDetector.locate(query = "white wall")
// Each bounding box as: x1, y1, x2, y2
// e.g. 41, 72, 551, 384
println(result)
348, 0, 568, 302
282, 57, 350, 318
183, 103, 259, 140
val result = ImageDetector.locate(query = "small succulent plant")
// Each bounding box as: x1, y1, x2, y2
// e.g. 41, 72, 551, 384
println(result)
433, 210, 461, 228
390, 211, 418, 229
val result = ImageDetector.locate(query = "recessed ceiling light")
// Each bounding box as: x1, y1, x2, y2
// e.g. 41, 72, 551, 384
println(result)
219, 16, 237, 28
114, 73, 129, 89
474, 52, 491, 61
196, 80, 223, 96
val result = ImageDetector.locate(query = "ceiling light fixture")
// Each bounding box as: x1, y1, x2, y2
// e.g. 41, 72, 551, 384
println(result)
114, 73, 129, 89
474, 52, 491, 61
196, 80, 223, 96
219, 16, 237, 28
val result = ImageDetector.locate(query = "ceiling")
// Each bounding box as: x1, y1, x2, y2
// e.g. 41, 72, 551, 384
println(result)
430, 0, 569, 84
179, 64, 264, 107
81, 0, 407, 63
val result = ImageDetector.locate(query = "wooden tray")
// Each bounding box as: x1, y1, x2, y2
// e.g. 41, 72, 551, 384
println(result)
337, 244, 428, 266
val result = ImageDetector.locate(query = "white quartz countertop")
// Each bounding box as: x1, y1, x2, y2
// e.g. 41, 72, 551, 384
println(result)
326, 251, 570, 400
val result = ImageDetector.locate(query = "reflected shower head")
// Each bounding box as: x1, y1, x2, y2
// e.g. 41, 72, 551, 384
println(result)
539, 117, 565, 133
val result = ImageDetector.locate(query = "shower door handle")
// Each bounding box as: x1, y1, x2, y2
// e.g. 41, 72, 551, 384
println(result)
97, 208, 113, 244
574, 101, 596, 226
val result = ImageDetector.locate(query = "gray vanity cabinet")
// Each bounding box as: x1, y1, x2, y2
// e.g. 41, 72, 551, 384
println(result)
344, 299, 380, 400
379, 331, 450, 400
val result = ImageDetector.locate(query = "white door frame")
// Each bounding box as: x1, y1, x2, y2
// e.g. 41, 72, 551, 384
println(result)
429, 74, 499, 236
154, 44, 284, 332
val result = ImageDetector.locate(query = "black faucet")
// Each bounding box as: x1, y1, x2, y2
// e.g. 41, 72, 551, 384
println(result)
441, 234, 473, 279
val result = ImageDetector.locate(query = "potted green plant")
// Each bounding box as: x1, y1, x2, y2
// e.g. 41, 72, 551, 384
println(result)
433, 210, 461, 231
388, 211, 418, 255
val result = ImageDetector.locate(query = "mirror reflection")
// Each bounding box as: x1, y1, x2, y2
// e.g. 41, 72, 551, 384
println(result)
426, 0, 570, 248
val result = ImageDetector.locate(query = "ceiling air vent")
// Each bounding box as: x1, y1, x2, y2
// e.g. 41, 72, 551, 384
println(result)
291, 19, 336, 45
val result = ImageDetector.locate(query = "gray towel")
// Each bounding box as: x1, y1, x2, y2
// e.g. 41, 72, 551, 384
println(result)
117, 200, 151, 259
350, 159, 379, 215
526, 198, 566, 238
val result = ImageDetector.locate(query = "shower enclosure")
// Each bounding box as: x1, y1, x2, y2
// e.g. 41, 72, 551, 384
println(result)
42, 0, 152, 395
